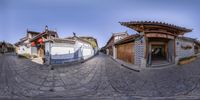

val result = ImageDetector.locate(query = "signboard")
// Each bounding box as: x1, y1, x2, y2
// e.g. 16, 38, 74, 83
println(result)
146, 33, 174, 39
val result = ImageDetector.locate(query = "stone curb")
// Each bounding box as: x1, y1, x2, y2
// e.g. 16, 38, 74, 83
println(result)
107, 55, 141, 72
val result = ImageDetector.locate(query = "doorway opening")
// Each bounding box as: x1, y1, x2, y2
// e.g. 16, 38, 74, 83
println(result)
147, 38, 175, 67
151, 44, 168, 66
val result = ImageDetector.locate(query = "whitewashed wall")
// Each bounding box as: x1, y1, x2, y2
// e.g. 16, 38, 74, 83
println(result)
17, 45, 31, 54
51, 45, 74, 59
176, 38, 195, 59
17, 39, 32, 55
48, 43, 76, 64
45, 40, 95, 64
75, 40, 94, 59
31, 47, 37, 55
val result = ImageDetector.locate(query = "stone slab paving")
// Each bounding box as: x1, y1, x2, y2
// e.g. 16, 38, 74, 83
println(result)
1, 53, 200, 99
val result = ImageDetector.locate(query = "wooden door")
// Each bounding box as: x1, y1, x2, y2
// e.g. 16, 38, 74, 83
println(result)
117, 42, 134, 63
38, 45, 45, 58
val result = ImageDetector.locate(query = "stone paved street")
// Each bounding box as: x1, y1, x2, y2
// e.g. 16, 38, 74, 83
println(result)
1, 53, 200, 100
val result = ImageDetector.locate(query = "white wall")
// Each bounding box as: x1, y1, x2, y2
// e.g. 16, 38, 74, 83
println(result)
51, 46, 74, 59
17, 45, 31, 54
176, 39, 195, 59
113, 46, 116, 59
45, 40, 95, 64
50, 43, 75, 59
75, 40, 94, 59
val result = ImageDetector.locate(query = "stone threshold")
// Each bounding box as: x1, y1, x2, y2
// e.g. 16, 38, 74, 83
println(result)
151, 62, 172, 67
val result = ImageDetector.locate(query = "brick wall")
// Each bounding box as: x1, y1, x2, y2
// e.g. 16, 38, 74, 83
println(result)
134, 37, 145, 66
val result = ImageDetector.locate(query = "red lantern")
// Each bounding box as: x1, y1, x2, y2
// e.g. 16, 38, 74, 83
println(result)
38, 38, 43, 44
31, 42, 35, 46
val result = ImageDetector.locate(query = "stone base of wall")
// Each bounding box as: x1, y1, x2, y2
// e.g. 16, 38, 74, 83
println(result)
175, 57, 179, 65
140, 58, 147, 68
179, 57, 196, 65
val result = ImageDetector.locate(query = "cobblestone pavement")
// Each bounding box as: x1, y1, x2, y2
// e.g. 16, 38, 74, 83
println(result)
1, 53, 200, 100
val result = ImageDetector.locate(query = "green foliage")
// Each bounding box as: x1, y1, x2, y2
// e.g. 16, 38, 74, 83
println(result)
179, 55, 196, 62
181, 45, 192, 50
18, 53, 32, 59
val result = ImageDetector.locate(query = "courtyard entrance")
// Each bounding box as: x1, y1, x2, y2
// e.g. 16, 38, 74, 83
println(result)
151, 44, 168, 65
147, 38, 175, 67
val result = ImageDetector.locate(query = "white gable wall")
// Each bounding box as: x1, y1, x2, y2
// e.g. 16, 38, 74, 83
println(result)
75, 40, 94, 59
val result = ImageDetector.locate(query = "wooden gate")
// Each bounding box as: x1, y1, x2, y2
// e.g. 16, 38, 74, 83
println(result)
38, 45, 45, 58
116, 42, 134, 63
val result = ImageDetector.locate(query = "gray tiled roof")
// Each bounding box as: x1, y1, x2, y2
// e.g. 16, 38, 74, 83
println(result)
119, 21, 192, 32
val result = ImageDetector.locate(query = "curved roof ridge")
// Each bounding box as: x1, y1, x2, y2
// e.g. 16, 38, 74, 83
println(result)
119, 20, 192, 33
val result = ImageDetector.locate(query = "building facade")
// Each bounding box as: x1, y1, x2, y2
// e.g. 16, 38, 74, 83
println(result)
194, 40, 200, 54
29, 26, 58, 59
15, 26, 98, 64
106, 21, 198, 68
45, 34, 98, 64
105, 32, 128, 58
15, 30, 40, 55
0, 41, 15, 53
15, 26, 58, 59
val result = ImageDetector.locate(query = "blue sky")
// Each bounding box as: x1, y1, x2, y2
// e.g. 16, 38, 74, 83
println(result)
0, 0, 200, 47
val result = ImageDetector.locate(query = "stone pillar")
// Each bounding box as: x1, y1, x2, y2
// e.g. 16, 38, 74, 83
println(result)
44, 41, 51, 65
106, 49, 109, 55
113, 46, 117, 59
175, 56, 179, 65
